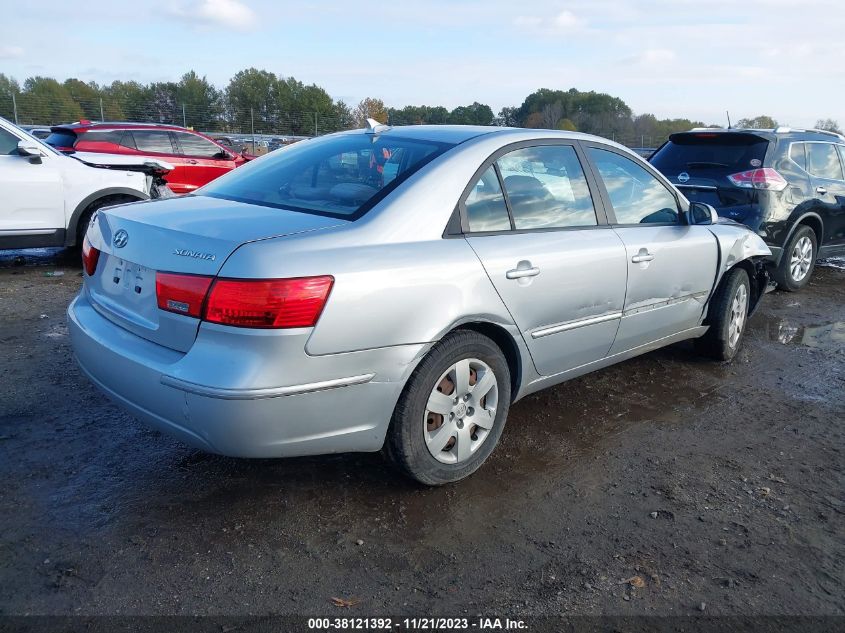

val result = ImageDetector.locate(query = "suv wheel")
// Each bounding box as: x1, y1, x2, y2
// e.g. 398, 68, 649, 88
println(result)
695, 267, 750, 361
385, 330, 511, 485
774, 225, 817, 291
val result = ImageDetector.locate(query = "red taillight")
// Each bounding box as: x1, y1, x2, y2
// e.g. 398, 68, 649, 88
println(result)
204, 276, 334, 328
155, 272, 213, 318
727, 168, 788, 191
81, 236, 100, 276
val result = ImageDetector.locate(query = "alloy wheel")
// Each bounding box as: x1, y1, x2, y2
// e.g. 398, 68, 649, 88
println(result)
728, 283, 748, 348
790, 235, 813, 282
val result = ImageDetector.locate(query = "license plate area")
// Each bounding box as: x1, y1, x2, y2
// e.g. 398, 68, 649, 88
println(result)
110, 259, 152, 297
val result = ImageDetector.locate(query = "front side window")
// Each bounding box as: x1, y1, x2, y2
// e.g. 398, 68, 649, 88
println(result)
588, 148, 679, 224
496, 145, 597, 229
201, 134, 452, 219
174, 132, 225, 158
131, 131, 175, 154
807, 143, 844, 181
0, 128, 19, 155
465, 166, 511, 232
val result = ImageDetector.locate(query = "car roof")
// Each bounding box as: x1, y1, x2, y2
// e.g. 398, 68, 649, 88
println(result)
51, 121, 192, 133
338, 124, 632, 150
678, 127, 845, 143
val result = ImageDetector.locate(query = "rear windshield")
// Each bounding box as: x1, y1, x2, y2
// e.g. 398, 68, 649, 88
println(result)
44, 130, 77, 149
650, 133, 769, 173
201, 133, 453, 220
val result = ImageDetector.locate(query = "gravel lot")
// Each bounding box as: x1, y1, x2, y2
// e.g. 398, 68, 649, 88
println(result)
0, 249, 843, 620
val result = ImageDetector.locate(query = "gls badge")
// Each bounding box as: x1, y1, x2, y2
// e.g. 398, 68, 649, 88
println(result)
173, 248, 216, 261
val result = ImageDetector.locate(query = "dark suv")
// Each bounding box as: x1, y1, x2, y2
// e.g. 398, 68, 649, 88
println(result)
650, 128, 845, 290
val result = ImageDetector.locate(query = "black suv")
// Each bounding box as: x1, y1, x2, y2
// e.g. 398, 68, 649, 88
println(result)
650, 128, 845, 290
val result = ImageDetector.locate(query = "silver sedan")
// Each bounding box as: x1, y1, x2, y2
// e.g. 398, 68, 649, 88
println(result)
68, 123, 771, 484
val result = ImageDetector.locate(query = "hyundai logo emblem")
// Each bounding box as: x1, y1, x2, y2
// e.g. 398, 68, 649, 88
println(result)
678, 172, 690, 183
113, 229, 129, 248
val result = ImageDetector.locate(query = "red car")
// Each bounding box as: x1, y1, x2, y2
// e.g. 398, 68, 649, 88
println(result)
45, 121, 252, 194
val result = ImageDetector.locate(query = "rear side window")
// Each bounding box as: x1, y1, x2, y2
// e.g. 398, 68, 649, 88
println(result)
465, 166, 511, 232
44, 130, 77, 148
174, 132, 224, 158
131, 131, 175, 154
497, 145, 597, 229
589, 148, 679, 225
650, 133, 769, 173
201, 134, 452, 220
789, 143, 807, 171
78, 130, 124, 146
807, 143, 844, 180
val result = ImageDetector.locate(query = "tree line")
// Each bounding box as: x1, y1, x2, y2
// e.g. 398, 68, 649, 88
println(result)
0, 69, 839, 143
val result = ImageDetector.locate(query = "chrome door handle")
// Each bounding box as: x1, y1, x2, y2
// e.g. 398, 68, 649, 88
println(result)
187, 159, 198, 164
631, 252, 654, 263
816, 186, 827, 195
506, 266, 540, 279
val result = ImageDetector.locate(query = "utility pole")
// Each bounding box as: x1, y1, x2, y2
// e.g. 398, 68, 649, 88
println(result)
11, 93, 18, 124
182, 103, 187, 128
99, 97, 105, 122
314, 112, 317, 137
250, 108, 255, 151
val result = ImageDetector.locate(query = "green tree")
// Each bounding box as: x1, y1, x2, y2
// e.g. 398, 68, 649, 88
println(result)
736, 115, 778, 129
447, 102, 494, 125
0, 74, 21, 121
17, 77, 83, 124
557, 118, 577, 131
353, 97, 388, 126
176, 71, 222, 130
101, 80, 150, 120
815, 118, 841, 134
225, 68, 279, 133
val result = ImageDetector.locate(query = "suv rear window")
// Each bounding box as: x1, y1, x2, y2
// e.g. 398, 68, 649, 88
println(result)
45, 130, 77, 149
201, 134, 453, 220
650, 133, 769, 173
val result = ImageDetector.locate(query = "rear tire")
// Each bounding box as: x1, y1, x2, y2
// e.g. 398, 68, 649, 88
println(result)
773, 225, 817, 291
695, 267, 750, 361
385, 330, 511, 486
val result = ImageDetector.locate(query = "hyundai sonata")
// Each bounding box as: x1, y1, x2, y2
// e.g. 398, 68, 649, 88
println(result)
68, 122, 771, 484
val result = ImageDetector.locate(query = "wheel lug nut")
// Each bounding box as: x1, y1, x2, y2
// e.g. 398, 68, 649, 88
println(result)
467, 407, 474, 416
449, 412, 454, 420
464, 394, 470, 401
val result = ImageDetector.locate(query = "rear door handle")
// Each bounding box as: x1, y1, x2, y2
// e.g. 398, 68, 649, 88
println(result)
187, 159, 198, 164
631, 249, 654, 263
816, 186, 827, 195
506, 265, 541, 279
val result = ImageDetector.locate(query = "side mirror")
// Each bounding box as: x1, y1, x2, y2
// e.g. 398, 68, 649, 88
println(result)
688, 201, 718, 225
17, 139, 43, 159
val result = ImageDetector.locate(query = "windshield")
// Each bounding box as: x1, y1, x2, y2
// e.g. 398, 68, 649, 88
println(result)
650, 133, 769, 174
200, 133, 453, 220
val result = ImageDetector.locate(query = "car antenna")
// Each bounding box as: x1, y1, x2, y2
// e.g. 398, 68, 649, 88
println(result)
726, 110, 732, 129
365, 118, 390, 140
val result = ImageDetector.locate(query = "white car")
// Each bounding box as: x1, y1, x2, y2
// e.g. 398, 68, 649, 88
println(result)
0, 117, 173, 249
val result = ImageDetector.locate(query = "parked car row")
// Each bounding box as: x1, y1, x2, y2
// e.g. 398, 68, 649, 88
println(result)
0, 117, 173, 250
68, 122, 773, 485
44, 121, 254, 195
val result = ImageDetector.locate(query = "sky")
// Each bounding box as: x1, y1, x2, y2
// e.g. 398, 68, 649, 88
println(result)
1, 0, 844, 127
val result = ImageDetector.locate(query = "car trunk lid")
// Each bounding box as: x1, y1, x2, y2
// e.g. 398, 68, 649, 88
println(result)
85, 195, 345, 352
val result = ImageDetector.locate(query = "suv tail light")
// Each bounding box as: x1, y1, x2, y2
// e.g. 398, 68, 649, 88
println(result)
81, 236, 100, 276
727, 168, 788, 191
154, 273, 334, 328
205, 276, 334, 328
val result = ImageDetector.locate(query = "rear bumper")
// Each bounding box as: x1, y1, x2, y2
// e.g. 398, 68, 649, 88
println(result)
67, 292, 424, 457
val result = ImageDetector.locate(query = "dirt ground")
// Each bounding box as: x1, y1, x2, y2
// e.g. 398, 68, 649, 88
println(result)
0, 249, 843, 621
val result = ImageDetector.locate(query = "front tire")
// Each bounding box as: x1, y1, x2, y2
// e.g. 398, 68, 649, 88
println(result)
385, 330, 511, 485
695, 267, 751, 361
773, 225, 817, 291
